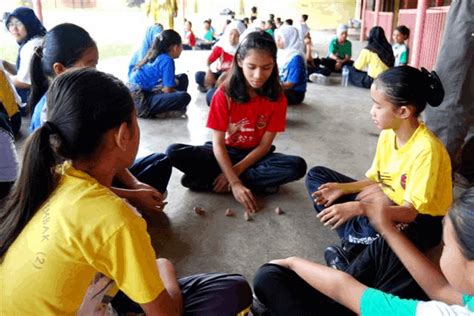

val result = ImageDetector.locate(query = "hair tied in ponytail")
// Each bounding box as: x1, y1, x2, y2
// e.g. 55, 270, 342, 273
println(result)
34, 46, 43, 59
421, 67, 444, 107
43, 121, 59, 135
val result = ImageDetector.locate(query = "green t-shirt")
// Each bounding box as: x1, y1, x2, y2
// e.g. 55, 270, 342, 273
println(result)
361, 288, 474, 315
327, 37, 352, 59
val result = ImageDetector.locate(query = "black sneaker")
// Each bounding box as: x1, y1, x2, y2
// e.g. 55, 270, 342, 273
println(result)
180, 174, 210, 191
324, 246, 351, 271
251, 295, 270, 316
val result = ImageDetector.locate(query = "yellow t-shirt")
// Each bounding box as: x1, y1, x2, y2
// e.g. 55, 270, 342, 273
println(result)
353, 48, 389, 79
0, 163, 165, 315
365, 123, 452, 216
0, 66, 20, 117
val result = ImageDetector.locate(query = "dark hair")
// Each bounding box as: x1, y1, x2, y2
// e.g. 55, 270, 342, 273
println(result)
250, 16, 257, 23
302, 14, 309, 22
6, 7, 46, 44
27, 23, 96, 114
449, 188, 474, 260
374, 66, 444, 116
269, 13, 275, 20
0, 68, 134, 257
251, 6, 257, 13
185, 20, 192, 27
285, 19, 293, 25
366, 26, 394, 67
395, 25, 410, 38
226, 31, 281, 103
134, 29, 181, 70
243, 17, 249, 24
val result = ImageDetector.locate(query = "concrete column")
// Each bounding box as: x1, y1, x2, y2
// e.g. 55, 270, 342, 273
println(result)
33, 0, 43, 23
411, 0, 429, 67
359, 0, 367, 41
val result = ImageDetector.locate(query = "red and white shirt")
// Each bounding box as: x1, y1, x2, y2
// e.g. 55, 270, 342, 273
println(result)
207, 87, 287, 149
208, 46, 234, 72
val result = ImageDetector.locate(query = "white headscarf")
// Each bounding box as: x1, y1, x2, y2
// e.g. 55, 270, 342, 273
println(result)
337, 24, 349, 36
214, 20, 246, 55
275, 25, 304, 73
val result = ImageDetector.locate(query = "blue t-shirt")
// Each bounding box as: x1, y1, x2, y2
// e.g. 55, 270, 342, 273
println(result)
280, 55, 307, 93
30, 93, 47, 132
128, 53, 176, 91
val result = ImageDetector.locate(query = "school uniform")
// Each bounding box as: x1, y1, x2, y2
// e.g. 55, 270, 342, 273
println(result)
320, 37, 354, 72
281, 55, 307, 105
166, 87, 307, 191
128, 53, 191, 117
349, 49, 390, 88
393, 43, 409, 66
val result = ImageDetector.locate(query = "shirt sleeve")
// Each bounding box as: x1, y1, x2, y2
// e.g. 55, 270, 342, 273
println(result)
206, 87, 230, 131
400, 49, 408, 64
90, 215, 165, 304
266, 93, 287, 133
328, 38, 337, 55
161, 58, 176, 88
354, 49, 369, 71
347, 41, 352, 58
360, 288, 418, 316
207, 46, 222, 64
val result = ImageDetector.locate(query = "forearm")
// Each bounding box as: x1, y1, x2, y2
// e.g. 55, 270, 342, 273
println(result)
385, 205, 417, 223
287, 257, 366, 313
232, 144, 272, 176
11, 76, 30, 89
213, 142, 240, 183
2, 60, 17, 75
339, 179, 375, 194
114, 169, 139, 189
110, 187, 137, 201
157, 259, 183, 314
380, 226, 461, 304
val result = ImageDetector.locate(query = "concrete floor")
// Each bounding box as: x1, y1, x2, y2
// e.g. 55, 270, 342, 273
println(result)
17, 33, 379, 285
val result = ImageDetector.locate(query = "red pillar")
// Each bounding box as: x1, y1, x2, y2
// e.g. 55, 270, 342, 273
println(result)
411, 0, 428, 68
33, 0, 43, 23
359, 0, 367, 41
374, 0, 381, 27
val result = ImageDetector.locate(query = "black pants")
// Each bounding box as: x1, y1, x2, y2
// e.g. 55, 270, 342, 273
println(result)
129, 153, 172, 194
112, 273, 253, 315
166, 142, 307, 191
320, 58, 354, 73
284, 90, 305, 105
254, 228, 432, 316
348, 66, 373, 89
0, 111, 16, 200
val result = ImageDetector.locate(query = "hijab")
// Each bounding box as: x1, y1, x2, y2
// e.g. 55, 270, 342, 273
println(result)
366, 26, 394, 68
214, 20, 246, 55
275, 25, 304, 73
128, 24, 163, 75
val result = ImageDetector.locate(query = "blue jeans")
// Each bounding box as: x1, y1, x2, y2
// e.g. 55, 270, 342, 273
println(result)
129, 153, 172, 194
130, 73, 191, 117
166, 141, 307, 191
195, 70, 222, 91
206, 87, 217, 106
305, 166, 378, 245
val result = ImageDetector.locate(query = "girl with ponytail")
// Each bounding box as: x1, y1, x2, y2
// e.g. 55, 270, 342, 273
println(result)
0, 68, 252, 315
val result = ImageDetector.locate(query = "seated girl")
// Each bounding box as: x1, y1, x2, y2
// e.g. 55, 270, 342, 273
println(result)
195, 20, 246, 98
348, 26, 394, 89
166, 31, 307, 213
254, 188, 474, 315
305, 66, 452, 269
29, 23, 171, 215
320, 24, 353, 73
275, 25, 307, 105
128, 29, 191, 118
0, 68, 252, 315
182, 20, 196, 50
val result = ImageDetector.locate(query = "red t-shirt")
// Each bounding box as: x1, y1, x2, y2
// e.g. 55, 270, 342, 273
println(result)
185, 31, 196, 47
207, 87, 287, 149
208, 46, 234, 72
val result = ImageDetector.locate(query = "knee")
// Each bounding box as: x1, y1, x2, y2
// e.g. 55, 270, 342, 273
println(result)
293, 157, 307, 179
177, 92, 191, 107
306, 166, 329, 180
228, 275, 253, 309
165, 143, 185, 162
253, 264, 285, 301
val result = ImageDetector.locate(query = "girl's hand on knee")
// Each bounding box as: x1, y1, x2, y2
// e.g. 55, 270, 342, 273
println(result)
213, 173, 231, 193
312, 183, 344, 207
317, 201, 360, 229
230, 181, 259, 213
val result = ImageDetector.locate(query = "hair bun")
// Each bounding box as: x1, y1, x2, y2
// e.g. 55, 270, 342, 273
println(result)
421, 67, 444, 107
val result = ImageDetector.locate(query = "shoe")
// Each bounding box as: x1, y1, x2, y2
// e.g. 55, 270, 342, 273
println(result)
308, 73, 329, 85
250, 295, 270, 316
197, 85, 208, 93
181, 174, 210, 191
154, 110, 187, 119
324, 246, 350, 271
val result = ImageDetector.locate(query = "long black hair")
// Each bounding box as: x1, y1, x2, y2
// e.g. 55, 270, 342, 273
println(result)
27, 23, 96, 113
366, 26, 394, 68
449, 188, 474, 260
134, 29, 182, 71
226, 31, 282, 103
374, 66, 444, 116
0, 68, 134, 258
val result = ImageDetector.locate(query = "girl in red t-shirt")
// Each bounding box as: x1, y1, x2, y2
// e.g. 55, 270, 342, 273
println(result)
167, 31, 307, 213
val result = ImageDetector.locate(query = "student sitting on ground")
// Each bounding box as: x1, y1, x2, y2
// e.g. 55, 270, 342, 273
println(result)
166, 31, 307, 214
254, 188, 474, 315
182, 20, 196, 50
197, 19, 215, 50
392, 25, 410, 66
275, 25, 307, 105
128, 23, 163, 76
128, 29, 191, 118
348, 26, 394, 89
195, 20, 246, 104
0, 68, 253, 315
320, 24, 353, 73
305, 66, 451, 269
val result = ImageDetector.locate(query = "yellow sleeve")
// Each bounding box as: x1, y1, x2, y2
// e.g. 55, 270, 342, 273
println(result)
354, 49, 369, 71
404, 147, 445, 215
91, 216, 165, 304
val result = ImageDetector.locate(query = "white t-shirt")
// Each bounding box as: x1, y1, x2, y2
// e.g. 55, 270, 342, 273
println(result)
298, 23, 310, 42
16, 37, 43, 85
416, 300, 474, 315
